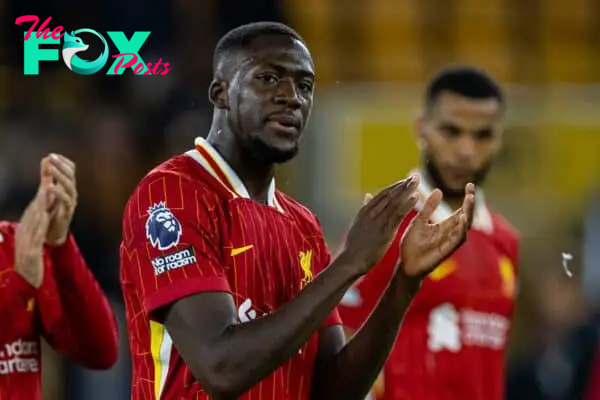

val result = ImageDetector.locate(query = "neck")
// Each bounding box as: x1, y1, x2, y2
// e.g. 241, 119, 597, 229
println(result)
206, 119, 275, 204
420, 168, 463, 211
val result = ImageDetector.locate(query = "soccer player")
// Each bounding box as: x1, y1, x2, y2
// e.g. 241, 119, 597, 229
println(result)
0, 154, 118, 399
338, 66, 520, 400
120, 22, 475, 400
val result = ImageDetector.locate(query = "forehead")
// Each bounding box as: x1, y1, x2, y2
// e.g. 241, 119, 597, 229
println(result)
431, 91, 501, 125
240, 35, 314, 75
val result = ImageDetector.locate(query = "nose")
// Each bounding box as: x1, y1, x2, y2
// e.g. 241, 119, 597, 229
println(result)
455, 136, 477, 163
274, 79, 301, 108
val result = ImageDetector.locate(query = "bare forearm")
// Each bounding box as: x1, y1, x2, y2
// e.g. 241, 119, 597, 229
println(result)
314, 265, 413, 400
198, 254, 360, 398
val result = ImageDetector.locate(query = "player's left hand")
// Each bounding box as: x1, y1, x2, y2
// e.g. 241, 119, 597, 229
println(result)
400, 183, 475, 279
42, 154, 78, 246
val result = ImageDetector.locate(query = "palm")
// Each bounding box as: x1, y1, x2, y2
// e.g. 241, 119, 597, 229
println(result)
401, 184, 475, 277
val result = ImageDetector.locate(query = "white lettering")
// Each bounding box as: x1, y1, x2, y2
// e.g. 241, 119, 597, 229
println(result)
152, 247, 197, 276
0, 339, 40, 375
461, 309, 509, 350
427, 304, 510, 352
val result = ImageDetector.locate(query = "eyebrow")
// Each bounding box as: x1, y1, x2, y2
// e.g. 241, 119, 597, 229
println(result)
263, 62, 315, 79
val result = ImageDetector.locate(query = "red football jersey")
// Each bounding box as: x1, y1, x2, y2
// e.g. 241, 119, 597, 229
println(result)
338, 175, 519, 400
120, 137, 342, 400
0, 223, 117, 400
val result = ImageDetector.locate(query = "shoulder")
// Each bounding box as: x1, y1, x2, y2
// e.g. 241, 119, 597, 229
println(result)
122, 155, 227, 241
490, 211, 520, 243
489, 210, 520, 266
276, 191, 323, 236
125, 155, 224, 213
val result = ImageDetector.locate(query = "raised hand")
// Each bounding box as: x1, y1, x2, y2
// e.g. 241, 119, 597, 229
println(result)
341, 175, 420, 275
14, 176, 52, 288
400, 183, 475, 278
42, 154, 78, 246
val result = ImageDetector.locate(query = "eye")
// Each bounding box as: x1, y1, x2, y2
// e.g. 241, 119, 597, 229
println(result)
440, 124, 460, 138
298, 81, 314, 92
475, 128, 493, 140
257, 73, 279, 85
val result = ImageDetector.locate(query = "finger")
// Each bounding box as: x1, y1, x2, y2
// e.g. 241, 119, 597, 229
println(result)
382, 176, 419, 217
52, 153, 76, 171
386, 191, 418, 232
38, 158, 54, 205
462, 195, 475, 228
364, 178, 411, 217
388, 174, 419, 203
48, 184, 74, 211
49, 164, 77, 201
383, 177, 421, 229
49, 154, 76, 180
40, 157, 53, 184
414, 189, 443, 223
437, 202, 473, 255
462, 183, 476, 227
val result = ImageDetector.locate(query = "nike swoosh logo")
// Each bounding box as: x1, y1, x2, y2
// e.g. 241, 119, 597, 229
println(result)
231, 245, 254, 257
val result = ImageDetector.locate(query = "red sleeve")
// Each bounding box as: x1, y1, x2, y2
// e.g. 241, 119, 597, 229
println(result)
37, 234, 118, 369
121, 172, 232, 319
338, 210, 418, 330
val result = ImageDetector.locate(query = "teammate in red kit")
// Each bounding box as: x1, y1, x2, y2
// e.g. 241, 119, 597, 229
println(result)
338, 66, 520, 400
0, 154, 118, 399
120, 22, 477, 400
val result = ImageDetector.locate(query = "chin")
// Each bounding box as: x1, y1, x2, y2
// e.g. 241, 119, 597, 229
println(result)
246, 136, 299, 164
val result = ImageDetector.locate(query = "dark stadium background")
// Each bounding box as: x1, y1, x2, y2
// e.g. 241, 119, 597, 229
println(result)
1, 0, 600, 398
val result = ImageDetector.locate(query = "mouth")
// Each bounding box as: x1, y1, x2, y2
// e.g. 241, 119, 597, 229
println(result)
266, 113, 301, 136
446, 167, 474, 182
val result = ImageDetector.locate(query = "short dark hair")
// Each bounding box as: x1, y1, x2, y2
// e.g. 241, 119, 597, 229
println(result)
425, 66, 504, 109
213, 22, 305, 72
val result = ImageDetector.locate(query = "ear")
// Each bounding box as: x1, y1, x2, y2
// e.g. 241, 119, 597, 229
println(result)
208, 79, 229, 110
414, 109, 426, 150
492, 128, 504, 154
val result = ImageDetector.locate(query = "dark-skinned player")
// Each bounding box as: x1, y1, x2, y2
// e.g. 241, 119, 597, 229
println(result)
120, 23, 475, 400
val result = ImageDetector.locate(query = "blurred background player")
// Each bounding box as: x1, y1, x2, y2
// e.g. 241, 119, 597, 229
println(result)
338, 66, 519, 400
0, 154, 118, 399
119, 22, 475, 400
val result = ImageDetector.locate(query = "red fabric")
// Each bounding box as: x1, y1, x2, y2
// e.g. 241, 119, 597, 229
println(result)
338, 210, 520, 400
0, 222, 118, 400
586, 347, 600, 400
121, 154, 340, 400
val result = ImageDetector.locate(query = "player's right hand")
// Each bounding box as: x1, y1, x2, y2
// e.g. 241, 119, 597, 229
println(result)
340, 175, 420, 276
14, 168, 52, 288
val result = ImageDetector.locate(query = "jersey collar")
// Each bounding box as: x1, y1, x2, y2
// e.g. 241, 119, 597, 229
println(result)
186, 137, 283, 212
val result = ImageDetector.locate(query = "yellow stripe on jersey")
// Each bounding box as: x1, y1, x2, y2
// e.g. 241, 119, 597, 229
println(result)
150, 321, 165, 399
499, 257, 516, 298
428, 260, 456, 281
